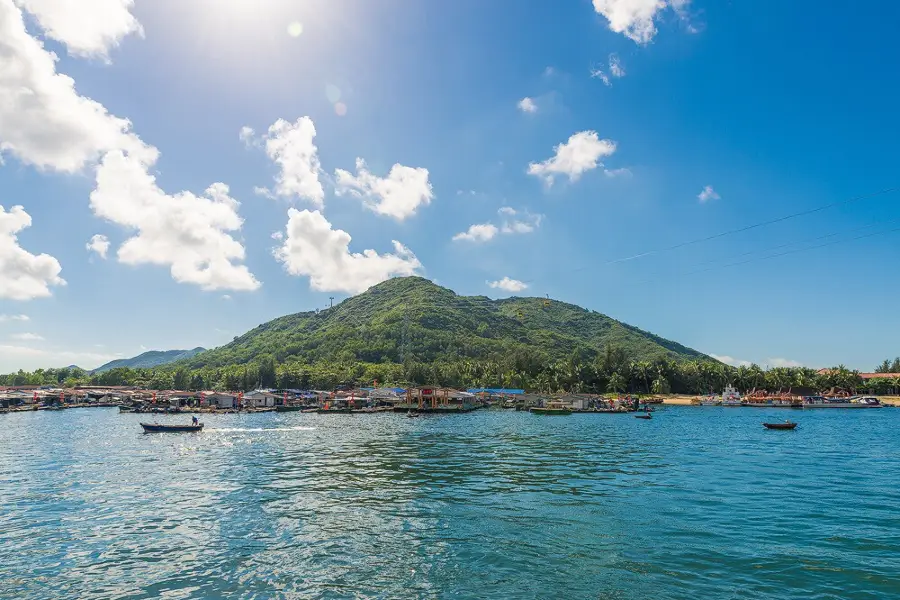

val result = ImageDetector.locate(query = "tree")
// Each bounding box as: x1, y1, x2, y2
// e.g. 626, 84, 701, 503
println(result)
607, 372, 626, 394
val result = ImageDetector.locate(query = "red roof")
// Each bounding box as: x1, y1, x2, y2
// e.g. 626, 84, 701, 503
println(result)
860, 373, 900, 379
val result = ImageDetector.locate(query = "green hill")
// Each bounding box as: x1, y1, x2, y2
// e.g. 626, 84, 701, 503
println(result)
184, 277, 707, 370
93, 348, 206, 373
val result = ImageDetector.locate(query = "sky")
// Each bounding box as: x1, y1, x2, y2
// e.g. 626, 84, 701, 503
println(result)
1, 0, 899, 372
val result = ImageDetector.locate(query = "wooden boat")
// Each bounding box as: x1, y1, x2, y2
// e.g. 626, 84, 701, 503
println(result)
140, 422, 204, 433
530, 401, 572, 416
316, 408, 354, 414
406, 411, 420, 418
763, 421, 797, 430
275, 405, 304, 412
635, 414, 652, 420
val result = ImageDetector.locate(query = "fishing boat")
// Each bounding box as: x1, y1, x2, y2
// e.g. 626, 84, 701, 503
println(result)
140, 422, 204, 433
803, 395, 881, 409
722, 385, 743, 407
406, 410, 420, 418
698, 393, 721, 406
635, 414, 652, 420
763, 421, 798, 430
530, 401, 572, 416
275, 405, 304, 412
316, 408, 354, 414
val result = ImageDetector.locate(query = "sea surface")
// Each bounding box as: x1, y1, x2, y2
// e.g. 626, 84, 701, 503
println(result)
2, 406, 900, 599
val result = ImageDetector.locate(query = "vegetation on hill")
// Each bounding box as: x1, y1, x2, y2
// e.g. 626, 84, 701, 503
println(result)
92, 348, 207, 373
1, 278, 896, 395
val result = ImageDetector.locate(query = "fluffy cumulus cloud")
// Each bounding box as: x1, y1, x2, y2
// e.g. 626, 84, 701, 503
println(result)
698, 185, 720, 203
0, 0, 147, 172
0, 204, 65, 300
335, 158, 433, 221
13, 0, 142, 59
452, 223, 498, 243
91, 150, 261, 291
86, 233, 110, 258
518, 97, 537, 113
592, 0, 690, 44
275, 208, 422, 294
498, 206, 543, 234
528, 130, 617, 186
0, 1, 259, 292
488, 277, 528, 292
251, 117, 325, 206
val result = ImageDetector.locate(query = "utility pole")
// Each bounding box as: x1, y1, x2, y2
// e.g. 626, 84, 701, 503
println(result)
329, 296, 334, 309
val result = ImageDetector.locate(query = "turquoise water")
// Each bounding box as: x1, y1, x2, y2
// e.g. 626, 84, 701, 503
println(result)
2, 407, 900, 599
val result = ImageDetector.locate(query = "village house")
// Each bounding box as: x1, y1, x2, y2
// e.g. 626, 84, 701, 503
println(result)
244, 390, 278, 408
204, 392, 238, 409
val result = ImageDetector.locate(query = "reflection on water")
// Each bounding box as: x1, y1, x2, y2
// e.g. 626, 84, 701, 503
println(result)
2, 407, 900, 599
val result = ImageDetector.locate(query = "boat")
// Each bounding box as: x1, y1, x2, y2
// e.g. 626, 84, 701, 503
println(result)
763, 421, 798, 430
530, 401, 572, 416
316, 408, 354, 414
406, 411, 420, 418
635, 414, 652, 420
275, 405, 304, 412
698, 394, 721, 406
722, 384, 743, 407
803, 395, 882, 409
140, 422, 204, 433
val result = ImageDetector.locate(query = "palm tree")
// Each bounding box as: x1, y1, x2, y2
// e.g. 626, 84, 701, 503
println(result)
608, 372, 626, 394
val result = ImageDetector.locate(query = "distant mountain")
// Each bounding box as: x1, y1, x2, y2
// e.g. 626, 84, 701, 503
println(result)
183, 277, 707, 369
93, 348, 206, 373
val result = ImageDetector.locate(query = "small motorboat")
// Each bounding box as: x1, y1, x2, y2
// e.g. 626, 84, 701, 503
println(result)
140, 422, 204, 433
635, 414, 652, 420
406, 411, 420, 418
763, 421, 797, 430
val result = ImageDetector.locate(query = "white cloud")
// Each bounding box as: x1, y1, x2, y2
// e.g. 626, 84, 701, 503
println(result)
590, 66, 611, 86
275, 208, 422, 294
255, 117, 325, 206
270, 231, 283, 241
452, 223, 498, 243
335, 158, 433, 221
0, 314, 29, 322
86, 233, 110, 259
14, 0, 142, 60
592, 0, 689, 44
710, 354, 752, 368
221, 294, 231, 300
698, 185, 720, 203
768, 358, 803, 368
0, 204, 65, 300
239, 126, 256, 146
91, 150, 261, 291
10, 332, 42, 341
0, 343, 122, 371
488, 277, 528, 292
498, 207, 543, 234
609, 53, 626, 78
0, 0, 147, 172
518, 97, 538, 113
528, 130, 617, 186
604, 167, 632, 178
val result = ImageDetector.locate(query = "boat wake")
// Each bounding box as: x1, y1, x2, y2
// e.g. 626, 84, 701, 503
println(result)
208, 426, 317, 433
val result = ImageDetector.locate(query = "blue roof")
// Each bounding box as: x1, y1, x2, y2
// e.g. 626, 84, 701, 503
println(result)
467, 388, 524, 395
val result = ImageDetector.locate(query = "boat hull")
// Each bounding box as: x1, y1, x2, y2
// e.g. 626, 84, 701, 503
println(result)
530, 408, 572, 416
763, 423, 798, 430
275, 406, 304, 412
803, 403, 881, 409
140, 423, 203, 433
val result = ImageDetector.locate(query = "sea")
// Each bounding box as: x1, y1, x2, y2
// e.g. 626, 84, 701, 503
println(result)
1, 406, 899, 599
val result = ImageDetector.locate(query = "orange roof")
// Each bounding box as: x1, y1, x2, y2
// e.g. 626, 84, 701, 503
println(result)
860, 373, 900, 379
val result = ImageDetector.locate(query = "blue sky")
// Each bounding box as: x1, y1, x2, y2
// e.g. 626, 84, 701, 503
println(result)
1, 0, 899, 372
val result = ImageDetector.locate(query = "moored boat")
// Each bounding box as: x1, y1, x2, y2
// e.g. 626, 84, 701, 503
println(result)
275, 405, 304, 412
803, 395, 882, 409
530, 401, 572, 416
763, 421, 798, 430
140, 422, 204, 433
722, 385, 743, 407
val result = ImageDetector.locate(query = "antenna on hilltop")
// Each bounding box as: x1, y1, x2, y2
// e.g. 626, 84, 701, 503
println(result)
329, 296, 334, 309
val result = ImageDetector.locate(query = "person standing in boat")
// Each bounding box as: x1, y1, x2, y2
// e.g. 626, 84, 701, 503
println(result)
192, 416, 199, 426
